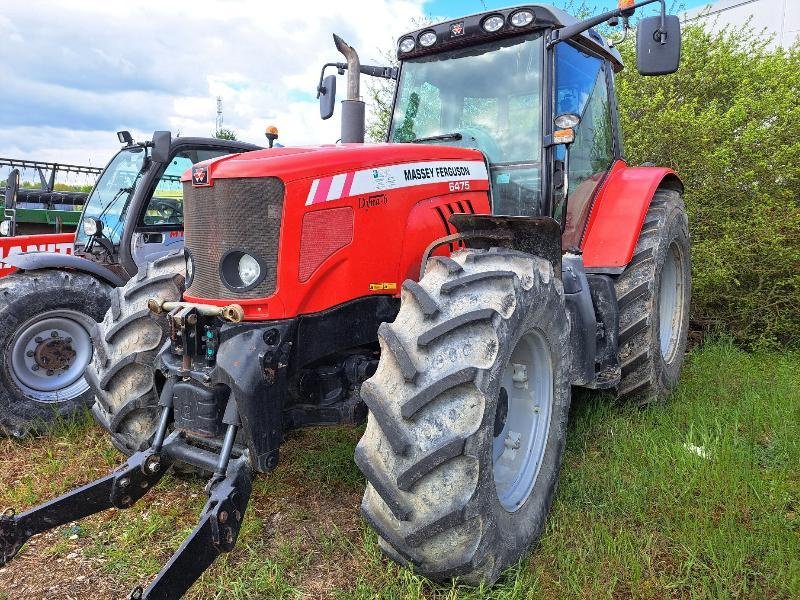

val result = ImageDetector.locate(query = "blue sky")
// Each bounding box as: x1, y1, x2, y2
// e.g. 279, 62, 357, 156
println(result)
425, 0, 711, 18
0, 0, 713, 168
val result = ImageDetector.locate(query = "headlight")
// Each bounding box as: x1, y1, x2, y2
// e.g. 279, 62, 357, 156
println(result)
238, 254, 261, 287
0, 220, 11, 236
418, 31, 436, 47
554, 113, 581, 129
185, 251, 194, 287
82, 218, 101, 237
482, 15, 505, 33
399, 37, 415, 53
510, 10, 534, 27
220, 250, 266, 292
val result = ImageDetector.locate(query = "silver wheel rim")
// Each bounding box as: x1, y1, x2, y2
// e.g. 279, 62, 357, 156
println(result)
9, 310, 94, 402
493, 329, 553, 513
658, 242, 685, 363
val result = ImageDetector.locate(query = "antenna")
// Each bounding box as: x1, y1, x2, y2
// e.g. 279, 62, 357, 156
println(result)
215, 96, 224, 133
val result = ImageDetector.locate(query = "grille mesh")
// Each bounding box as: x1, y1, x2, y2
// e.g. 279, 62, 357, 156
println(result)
184, 177, 284, 299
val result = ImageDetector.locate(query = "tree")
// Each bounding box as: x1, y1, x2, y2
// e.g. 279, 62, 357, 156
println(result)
214, 128, 238, 141
615, 24, 800, 346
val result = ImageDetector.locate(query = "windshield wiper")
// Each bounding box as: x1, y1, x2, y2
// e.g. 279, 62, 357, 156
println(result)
409, 132, 463, 143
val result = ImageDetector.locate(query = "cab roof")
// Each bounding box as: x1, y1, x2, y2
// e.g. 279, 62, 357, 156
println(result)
397, 4, 624, 71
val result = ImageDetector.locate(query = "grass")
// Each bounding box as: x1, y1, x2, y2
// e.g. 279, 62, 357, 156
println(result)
0, 340, 798, 599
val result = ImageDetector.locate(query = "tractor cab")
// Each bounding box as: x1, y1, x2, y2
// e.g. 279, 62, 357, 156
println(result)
387, 3, 679, 238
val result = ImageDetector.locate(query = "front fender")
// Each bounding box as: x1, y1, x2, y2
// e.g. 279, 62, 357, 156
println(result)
580, 165, 682, 272
3, 252, 128, 287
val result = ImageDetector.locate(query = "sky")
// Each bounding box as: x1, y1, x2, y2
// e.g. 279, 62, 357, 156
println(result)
0, 0, 710, 171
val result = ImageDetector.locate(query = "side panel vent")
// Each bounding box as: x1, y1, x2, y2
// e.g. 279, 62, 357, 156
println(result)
299, 207, 354, 282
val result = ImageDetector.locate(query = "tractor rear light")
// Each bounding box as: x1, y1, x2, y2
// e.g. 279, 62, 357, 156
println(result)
399, 37, 415, 53
510, 10, 534, 27
299, 207, 353, 282
418, 31, 437, 47
482, 15, 505, 33
0, 220, 10, 236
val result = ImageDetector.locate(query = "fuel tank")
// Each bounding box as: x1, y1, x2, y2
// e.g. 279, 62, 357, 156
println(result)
180, 144, 492, 320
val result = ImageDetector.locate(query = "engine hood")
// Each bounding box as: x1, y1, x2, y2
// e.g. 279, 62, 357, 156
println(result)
180, 143, 487, 186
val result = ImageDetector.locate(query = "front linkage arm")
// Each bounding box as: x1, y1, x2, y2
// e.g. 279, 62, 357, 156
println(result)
0, 445, 167, 566
0, 376, 254, 599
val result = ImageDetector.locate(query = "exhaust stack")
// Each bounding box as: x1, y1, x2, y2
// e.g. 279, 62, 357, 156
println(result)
333, 34, 365, 143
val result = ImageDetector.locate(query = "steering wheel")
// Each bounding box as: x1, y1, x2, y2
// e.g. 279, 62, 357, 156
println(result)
148, 198, 183, 224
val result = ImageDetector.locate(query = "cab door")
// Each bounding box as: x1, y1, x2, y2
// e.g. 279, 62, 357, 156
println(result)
552, 42, 618, 249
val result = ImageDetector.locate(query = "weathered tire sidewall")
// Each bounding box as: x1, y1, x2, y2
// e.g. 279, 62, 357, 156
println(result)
651, 204, 691, 393
468, 277, 571, 578
0, 270, 111, 436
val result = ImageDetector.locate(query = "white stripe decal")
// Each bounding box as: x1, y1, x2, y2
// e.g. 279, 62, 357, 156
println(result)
327, 173, 347, 201
305, 178, 319, 205
304, 160, 488, 205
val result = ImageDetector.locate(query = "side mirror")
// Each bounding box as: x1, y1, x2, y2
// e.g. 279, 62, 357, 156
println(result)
319, 74, 337, 120
117, 130, 133, 145
4, 168, 19, 210
636, 15, 681, 76
151, 130, 172, 163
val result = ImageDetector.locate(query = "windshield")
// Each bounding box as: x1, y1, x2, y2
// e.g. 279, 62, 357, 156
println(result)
75, 147, 146, 245
389, 32, 544, 216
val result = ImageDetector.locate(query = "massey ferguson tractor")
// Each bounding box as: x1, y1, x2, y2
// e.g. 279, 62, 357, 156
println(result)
0, 2, 689, 597
0, 132, 258, 437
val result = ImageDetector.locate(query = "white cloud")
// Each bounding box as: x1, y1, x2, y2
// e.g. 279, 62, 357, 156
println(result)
0, 0, 426, 166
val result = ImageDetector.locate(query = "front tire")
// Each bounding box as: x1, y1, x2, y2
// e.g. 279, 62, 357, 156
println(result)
86, 252, 184, 455
357, 248, 570, 584
0, 270, 111, 437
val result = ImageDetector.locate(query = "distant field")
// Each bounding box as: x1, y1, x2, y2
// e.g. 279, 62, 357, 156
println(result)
0, 341, 797, 599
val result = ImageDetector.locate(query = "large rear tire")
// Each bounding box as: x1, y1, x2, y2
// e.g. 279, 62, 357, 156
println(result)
0, 270, 111, 437
85, 252, 184, 455
614, 188, 691, 403
357, 248, 570, 584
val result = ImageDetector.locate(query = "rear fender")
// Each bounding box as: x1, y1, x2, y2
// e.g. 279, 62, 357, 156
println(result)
580, 166, 682, 273
2, 251, 127, 287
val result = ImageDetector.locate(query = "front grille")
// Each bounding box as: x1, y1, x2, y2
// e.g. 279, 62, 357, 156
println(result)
184, 177, 284, 299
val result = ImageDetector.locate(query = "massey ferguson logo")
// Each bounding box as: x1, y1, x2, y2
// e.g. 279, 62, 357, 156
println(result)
450, 22, 464, 37
192, 165, 210, 186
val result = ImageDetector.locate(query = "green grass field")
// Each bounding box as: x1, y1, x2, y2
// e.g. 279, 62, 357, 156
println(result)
1, 341, 798, 599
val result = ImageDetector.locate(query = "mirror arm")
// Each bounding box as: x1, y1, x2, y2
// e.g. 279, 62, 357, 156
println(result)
316, 62, 347, 98
548, 0, 667, 48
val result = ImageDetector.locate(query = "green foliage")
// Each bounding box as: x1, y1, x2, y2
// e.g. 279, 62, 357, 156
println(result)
615, 24, 800, 347
214, 128, 238, 140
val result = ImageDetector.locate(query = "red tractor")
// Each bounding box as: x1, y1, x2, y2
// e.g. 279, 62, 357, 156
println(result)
1, 2, 689, 597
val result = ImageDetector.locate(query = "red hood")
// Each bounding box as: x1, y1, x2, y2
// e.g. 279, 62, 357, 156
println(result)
181, 143, 486, 185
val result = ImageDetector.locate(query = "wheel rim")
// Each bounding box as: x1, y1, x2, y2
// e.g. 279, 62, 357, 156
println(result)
658, 241, 686, 363
493, 329, 553, 513
9, 310, 94, 402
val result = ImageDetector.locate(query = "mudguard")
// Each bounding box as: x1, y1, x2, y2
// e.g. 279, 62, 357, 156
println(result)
2, 251, 127, 287
580, 164, 682, 273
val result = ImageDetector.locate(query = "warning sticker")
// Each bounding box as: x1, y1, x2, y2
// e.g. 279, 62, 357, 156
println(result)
305, 160, 488, 206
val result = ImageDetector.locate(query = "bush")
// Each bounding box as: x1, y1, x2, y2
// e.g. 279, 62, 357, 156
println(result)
615, 24, 800, 347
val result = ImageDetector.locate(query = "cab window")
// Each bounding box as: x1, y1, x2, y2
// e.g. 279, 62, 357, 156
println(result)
139, 148, 233, 228
554, 43, 615, 241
